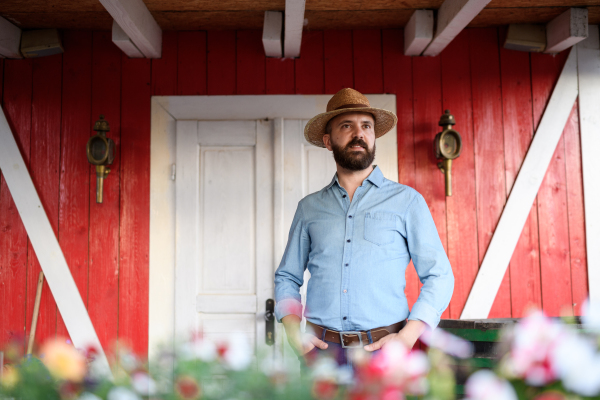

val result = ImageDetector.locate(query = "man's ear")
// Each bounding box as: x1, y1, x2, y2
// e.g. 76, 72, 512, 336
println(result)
322, 134, 332, 151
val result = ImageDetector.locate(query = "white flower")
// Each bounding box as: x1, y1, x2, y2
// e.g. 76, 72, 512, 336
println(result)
218, 332, 252, 371
310, 357, 340, 381
108, 387, 141, 400
582, 299, 600, 332
78, 392, 102, 400
131, 371, 158, 396
465, 370, 517, 400
551, 332, 600, 396
180, 337, 217, 362
420, 328, 474, 359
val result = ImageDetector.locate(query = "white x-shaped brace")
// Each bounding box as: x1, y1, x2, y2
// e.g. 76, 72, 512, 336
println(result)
461, 28, 600, 319
0, 109, 112, 378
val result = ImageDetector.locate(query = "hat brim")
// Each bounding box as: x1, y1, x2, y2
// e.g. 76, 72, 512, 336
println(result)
304, 107, 398, 148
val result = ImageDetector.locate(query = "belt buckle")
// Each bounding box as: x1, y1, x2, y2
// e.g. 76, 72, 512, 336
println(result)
339, 331, 363, 348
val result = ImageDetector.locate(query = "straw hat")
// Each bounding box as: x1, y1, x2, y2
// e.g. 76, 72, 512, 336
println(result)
304, 88, 398, 148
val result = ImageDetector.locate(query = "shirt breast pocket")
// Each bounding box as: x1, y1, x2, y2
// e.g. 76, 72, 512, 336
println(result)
364, 212, 397, 246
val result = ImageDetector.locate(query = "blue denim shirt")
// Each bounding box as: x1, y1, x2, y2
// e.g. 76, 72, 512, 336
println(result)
274, 166, 454, 331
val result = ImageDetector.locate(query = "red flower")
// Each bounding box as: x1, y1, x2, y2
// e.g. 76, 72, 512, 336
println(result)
532, 392, 567, 400
175, 376, 201, 400
311, 379, 338, 400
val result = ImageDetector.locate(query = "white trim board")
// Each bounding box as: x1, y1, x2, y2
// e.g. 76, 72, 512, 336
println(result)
577, 25, 600, 302
149, 94, 398, 353
461, 30, 600, 318
0, 106, 111, 378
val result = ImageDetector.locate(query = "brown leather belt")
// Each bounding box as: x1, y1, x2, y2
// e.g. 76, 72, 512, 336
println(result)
306, 320, 407, 348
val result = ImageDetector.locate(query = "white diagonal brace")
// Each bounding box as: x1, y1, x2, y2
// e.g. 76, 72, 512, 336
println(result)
423, 0, 491, 57
577, 25, 600, 302
0, 16, 22, 59
404, 10, 434, 56
263, 11, 283, 58
0, 106, 112, 378
545, 8, 588, 54
461, 48, 579, 319
112, 20, 144, 58
284, 0, 305, 58
99, 0, 162, 58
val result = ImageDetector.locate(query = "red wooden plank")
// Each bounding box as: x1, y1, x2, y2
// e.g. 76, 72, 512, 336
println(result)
531, 51, 572, 317
412, 55, 449, 318
469, 28, 510, 318
236, 30, 266, 95
0, 58, 33, 347
266, 58, 294, 94
324, 30, 353, 94
120, 55, 151, 356
353, 29, 383, 94
26, 54, 62, 346
152, 31, 178, 96
441, 31, 479, 320
499, 42, 542, 318
207, 31, 236, 95
382, 29, 418, 310
295, 31, 324, 94
563, 101, 588, 316
177, 31, 207, 96
57, 31, 93, 338
88, 31, 121, 352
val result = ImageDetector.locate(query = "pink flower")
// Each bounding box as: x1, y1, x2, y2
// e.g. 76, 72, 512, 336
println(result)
465, 370, 517, 400
420, 328, 474, 359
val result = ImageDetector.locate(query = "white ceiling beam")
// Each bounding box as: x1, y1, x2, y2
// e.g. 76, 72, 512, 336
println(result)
545, 8, 588, 54
0, 15, 22, 59
404, 10, 434, 56
423, 0, 492, 57
0, 105, 111, 378
112, 20, 144, 58
577, 25, 600, 302
99, 0, 162, 58
263, 11, 283, 58
460, 48, 578, 319
284, 0, 305, 58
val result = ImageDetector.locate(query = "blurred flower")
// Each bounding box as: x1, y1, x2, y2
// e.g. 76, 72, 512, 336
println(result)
117, 347, 140, 373
582, 299, 600, 332
551, 332, 600, 396
131, 371, 157, 396
311, 378, 338, 400
59, 381, 82, 400
216, 333, 252, 371
500, 312, 565, 385
40, 338, 87, 382
77, 392, 102, 400
180, 335, 216, 362
175, 375, 201, 400
420, 328, 474, 359
108, 387, 141, 400
465, 370, 517, 400
532, 392, 567, 400
0, 364, 19, 388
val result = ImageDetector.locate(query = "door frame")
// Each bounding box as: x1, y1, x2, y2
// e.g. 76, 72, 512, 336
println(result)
149, 95, 398, 355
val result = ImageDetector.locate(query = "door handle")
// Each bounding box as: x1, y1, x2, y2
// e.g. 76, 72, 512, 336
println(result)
265, 299, 275, 346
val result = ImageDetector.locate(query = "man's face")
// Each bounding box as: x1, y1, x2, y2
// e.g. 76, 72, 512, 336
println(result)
322, 112, 376, 171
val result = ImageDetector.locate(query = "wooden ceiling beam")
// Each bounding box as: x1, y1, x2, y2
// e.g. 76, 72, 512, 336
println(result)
99, 0, 162, 58
284, 0, 305, 58
263, 11, 283, 58
0, 15, 22, 58
423, 0, 492, 56
545, 7, 588, 53
404, 9, 434, 55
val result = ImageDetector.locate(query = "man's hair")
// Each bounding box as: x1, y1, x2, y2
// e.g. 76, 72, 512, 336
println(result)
325, 112, 375, 136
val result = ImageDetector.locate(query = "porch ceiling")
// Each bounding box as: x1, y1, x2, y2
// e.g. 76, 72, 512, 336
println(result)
1, 0, 599, 30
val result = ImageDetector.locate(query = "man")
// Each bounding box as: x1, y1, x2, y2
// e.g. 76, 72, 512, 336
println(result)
274, 88, 454, 365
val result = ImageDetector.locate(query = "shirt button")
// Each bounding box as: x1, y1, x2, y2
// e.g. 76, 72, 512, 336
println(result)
348, 215, 352, 219
343, 317, 347, 320
342, 195, 347, 198
347, 239, 351, 243
345, 263, 349, 266
343, 290, 347, 293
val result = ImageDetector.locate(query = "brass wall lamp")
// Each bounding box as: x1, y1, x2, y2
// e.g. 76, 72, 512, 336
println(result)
86, 115, 115, 203
434, 110, 462, 196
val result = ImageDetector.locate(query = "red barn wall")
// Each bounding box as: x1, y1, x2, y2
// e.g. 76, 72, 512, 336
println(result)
0, 28, 588, 355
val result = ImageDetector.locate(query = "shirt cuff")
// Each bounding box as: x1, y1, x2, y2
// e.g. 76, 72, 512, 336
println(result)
408, 301, 441, 330
274, 298, 303, 323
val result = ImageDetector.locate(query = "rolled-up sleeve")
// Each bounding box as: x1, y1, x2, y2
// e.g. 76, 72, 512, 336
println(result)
404, 194, 454, 329
274, 201, 311, 323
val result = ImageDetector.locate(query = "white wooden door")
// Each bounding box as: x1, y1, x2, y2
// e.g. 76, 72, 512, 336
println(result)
174, 120, 274, 353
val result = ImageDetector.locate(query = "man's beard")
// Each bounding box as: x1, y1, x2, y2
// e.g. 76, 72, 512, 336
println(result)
331, 137, 376, 171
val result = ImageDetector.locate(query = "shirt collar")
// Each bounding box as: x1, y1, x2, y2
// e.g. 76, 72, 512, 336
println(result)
325, 165, 385, 190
